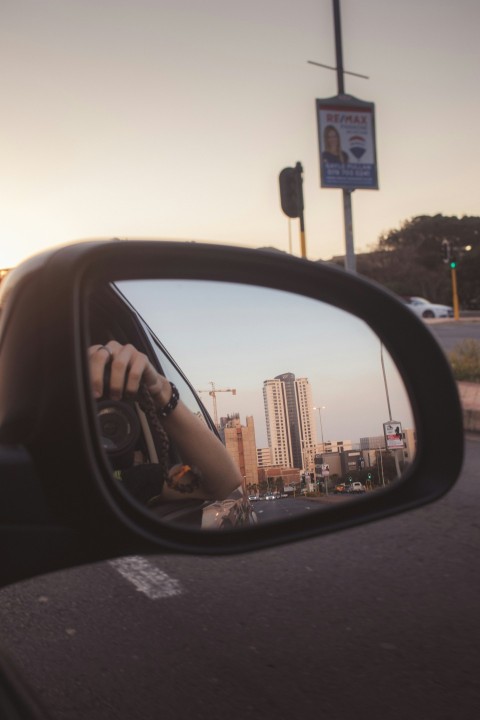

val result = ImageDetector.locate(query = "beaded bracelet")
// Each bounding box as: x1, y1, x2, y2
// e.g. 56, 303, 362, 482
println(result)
157, 382, 180, 417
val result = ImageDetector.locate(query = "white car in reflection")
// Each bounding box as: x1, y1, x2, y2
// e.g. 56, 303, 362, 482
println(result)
404, 296, 453, 319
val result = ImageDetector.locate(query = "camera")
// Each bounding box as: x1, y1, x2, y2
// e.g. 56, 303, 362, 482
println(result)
97, 398, 141, 469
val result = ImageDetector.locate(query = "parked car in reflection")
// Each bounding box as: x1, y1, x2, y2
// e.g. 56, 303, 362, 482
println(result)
404, 296, 453, 319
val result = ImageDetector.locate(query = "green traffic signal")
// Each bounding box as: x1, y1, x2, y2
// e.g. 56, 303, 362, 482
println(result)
450, 260, 457, 269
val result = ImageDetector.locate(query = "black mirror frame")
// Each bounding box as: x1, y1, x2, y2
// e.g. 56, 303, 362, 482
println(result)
0, 240, 464, 563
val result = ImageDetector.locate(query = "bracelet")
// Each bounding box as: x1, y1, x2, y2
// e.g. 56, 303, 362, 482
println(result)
157, 382, 180, 417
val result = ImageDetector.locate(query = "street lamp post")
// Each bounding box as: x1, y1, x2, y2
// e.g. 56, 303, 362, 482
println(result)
313, 405, 326, 448
314, 405, 327, 493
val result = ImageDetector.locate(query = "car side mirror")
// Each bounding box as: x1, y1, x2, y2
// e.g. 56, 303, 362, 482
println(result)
0, 240, 464, 582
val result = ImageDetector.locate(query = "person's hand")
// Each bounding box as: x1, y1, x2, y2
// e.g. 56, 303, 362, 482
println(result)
88, 342, 172, 406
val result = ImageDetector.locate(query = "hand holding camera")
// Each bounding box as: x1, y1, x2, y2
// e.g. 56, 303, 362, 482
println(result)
88, 341, 243, 500
89, 341, 173, 408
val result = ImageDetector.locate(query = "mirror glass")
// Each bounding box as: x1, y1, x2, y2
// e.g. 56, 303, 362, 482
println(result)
87, 279, 415, 530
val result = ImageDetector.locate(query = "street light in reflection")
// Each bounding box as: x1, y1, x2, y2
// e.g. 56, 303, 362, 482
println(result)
313, 405, 328, 495
313, 405, 326, 448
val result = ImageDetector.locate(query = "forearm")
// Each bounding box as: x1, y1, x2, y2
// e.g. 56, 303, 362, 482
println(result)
160, 400, 243, 500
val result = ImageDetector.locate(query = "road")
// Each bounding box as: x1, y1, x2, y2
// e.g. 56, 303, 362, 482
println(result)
253, 496, 331, 522
0, 435, 478, 720
252, 494, 359, 523
427, 318, 480, 353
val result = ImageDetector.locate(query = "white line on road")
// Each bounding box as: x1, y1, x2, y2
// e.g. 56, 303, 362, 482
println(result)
109, 556, 183, 600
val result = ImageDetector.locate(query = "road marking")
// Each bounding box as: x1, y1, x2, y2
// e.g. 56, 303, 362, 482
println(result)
109, 556, 183, 599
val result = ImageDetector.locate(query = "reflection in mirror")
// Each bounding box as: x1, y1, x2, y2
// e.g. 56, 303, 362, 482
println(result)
87, 280, 415, 531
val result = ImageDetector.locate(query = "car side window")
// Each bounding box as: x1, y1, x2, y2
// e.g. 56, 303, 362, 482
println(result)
142, 326, 212, 430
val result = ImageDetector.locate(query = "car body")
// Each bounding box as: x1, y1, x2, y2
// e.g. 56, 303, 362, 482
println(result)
334, 483, 349, 494
404, 296, 454, 319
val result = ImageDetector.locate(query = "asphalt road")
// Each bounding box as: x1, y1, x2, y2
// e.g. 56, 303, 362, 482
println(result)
0, 435, 479, 720
427, 318, 480, 353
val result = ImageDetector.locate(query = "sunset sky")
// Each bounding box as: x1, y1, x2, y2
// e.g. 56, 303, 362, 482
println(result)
2, 0, 479, 268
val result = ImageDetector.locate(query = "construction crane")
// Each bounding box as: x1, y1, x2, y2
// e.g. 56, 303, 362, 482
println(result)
197, 381, 236, 428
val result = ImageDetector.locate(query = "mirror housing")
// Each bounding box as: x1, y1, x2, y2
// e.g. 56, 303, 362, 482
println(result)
0, 240, 464, 583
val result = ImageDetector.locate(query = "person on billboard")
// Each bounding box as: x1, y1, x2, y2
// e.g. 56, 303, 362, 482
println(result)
322, 125, 349, 164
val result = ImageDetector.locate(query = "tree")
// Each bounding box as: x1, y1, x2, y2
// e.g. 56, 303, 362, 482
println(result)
340, 214, 480, 308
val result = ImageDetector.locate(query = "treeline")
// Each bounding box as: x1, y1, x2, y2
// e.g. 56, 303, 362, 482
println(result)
331, 214, 480, 309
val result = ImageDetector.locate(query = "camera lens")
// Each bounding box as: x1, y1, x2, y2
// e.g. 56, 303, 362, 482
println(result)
97, 400, 140, 459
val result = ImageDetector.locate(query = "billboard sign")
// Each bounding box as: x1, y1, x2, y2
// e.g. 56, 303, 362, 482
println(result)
316, 95, 378, 190
383, 421, 404, 450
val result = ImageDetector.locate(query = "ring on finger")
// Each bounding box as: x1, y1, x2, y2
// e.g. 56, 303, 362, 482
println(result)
97, 345, 113, 362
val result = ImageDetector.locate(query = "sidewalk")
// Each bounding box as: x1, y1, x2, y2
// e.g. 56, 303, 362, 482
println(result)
457, 381, 480, 433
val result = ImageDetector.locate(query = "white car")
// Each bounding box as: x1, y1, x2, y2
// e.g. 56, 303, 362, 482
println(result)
404, 296, 453, 319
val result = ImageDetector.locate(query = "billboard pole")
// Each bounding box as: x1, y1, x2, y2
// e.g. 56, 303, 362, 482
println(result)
332, 0, 356, 273
313, 2, 376, 272
333, 0, 345, 95
380, 342, 393, 421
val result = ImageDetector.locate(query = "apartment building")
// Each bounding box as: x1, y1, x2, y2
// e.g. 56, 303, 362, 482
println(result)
263, 372, 317, 471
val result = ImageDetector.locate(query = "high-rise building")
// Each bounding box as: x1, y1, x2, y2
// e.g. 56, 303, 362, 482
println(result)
263, 372, 317, 471
256, 448, 272, 467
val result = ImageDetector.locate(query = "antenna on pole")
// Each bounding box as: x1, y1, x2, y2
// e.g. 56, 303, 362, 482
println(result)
307, 60, 369, 81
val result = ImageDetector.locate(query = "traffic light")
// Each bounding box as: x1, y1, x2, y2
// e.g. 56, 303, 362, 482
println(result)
279, 163, 304, 219
441, 239, 451, 264
450, 253, 457, 270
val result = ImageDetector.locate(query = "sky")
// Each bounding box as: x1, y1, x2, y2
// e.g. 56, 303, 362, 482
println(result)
2, 0, 480, 269
118, 280, 414, 446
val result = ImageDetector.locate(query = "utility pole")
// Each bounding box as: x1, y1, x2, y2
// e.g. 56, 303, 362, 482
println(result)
332, 0, 355, 273
380, 343, 392, 421
310, 1, 375, 273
